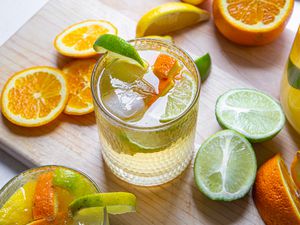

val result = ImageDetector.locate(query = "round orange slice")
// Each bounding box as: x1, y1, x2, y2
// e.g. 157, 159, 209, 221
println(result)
213, 0, 294, 45
1, 66, 68, 127
253, 154, 300, 225
54, 20, 118, 58
62, 59, 96, 115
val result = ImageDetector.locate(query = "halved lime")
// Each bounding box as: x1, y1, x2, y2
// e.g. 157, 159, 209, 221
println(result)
69, 192, 136, 215
73, 207, 109, 225
215, 88, 285, 142
160, 71, 197, 122
194, 130, 257, 201
94, 34, 145, 67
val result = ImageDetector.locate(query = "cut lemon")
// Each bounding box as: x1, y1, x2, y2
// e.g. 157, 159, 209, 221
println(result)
136, 2, 210, 37
213, 0, 294, 45
54, 20, 117, 58
1, 66, 68, 127
62, 59, 96, 115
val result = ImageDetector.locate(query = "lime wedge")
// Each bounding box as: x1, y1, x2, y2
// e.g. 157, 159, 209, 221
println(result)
69, 192, 136, 215
53, 168, 97, 198
194, 130, 257, 201
105, 58, 148, 83
94, 34, 144, 67
160, 71, 197, 122
73, 207, 109, 225
194, 53, 211, 82
215, 88, 285, 142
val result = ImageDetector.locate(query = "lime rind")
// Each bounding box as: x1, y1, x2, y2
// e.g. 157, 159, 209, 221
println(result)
93, 34, 144, 67
69, 192, 136, 215
215, 88, 285, 143
194, 130, 257, 201
194, 53, 211, 82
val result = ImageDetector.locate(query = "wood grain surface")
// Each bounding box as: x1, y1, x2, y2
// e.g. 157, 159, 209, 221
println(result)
0, 0, 299, 224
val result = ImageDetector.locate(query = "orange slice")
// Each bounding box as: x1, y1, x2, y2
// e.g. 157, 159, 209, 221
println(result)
62, 59, 96, 115
253, 154, 300, 225
1, 66, 68, 127
33, 172, 57, 220
213, 0, 294, 45
54, 20, 118, 58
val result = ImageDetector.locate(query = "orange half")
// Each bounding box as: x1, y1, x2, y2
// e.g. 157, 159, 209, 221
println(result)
62, 59, 96, 115
1, 66, 68, 127
54, 20, 118, 58
253, 154, 300, 225
213, 0, 294, 45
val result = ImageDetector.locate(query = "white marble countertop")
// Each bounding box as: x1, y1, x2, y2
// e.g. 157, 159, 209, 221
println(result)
0, 0, 299, 188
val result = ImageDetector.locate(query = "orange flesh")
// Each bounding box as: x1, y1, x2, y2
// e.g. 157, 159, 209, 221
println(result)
7, 72, 62, 119
147, 54, 181, 106
153, 54, 178, 79
227, 0, 286, 25
63, 59, 95, 111
62, 25, 108, 51
33, 173, 57, 220
291, 151, 300, 190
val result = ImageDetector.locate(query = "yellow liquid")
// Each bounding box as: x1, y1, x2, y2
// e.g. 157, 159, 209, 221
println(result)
280, 27, 300, 134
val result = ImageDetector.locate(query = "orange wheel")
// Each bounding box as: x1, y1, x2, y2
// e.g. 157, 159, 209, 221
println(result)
54, 20, 118, 58
1, 66, 68, 127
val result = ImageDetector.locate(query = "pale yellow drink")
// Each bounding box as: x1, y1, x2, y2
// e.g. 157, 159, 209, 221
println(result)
91, 39, 200, 186
281, 27, 300, 134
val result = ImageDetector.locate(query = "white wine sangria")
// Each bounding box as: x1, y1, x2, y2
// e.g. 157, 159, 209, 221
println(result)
91, 38, 201, 186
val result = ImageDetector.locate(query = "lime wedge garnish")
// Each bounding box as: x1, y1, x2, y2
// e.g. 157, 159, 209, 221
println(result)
160, 71, 196, 122
94, 34, 144, 67
105, 58, 148, 83
69, 192, 136, 215
73, 207, 109, 225
215, 88, 285, 142
194, 53, 211, 82
194, 130, 257, 201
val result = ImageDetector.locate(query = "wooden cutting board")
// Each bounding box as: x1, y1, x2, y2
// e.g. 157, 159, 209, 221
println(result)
0, 0, 299, 224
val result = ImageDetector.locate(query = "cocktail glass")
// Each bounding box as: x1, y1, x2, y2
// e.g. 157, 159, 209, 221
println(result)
281, 26, 300, 134
0, 165, 108, 225
91, 38, 201, 186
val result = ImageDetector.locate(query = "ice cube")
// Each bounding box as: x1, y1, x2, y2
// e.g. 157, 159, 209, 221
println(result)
101, 76, 156, 121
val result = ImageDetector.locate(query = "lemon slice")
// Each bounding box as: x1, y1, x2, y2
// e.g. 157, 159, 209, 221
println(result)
136, 2, 210, 37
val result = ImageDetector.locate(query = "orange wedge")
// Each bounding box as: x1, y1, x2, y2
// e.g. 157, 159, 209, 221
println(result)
253, 154, 300, 225
54, 20, 118, 58
213, 0, 294, 45
62, 59, 96, 115
33, 172, 57, 220
1, 66, 68, 127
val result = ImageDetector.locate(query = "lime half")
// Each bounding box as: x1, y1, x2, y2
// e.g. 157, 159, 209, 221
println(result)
94, 34, 145, 67
160, 71, 197, 122
69, 192, 136, 215
194, 130, 257, 201
215, 88, 285, 142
